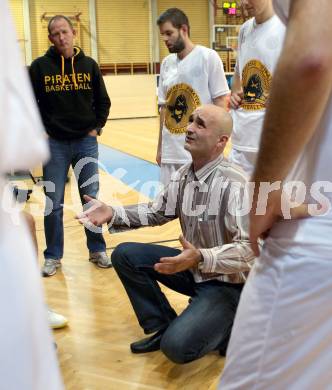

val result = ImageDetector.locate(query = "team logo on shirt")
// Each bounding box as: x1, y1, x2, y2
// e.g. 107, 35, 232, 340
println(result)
241, 60, 272, 110
165, 83, 201, 134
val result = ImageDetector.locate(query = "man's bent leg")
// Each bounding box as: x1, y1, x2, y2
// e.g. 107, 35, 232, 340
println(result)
160, 280, 243, 364
112, 242, 196, 334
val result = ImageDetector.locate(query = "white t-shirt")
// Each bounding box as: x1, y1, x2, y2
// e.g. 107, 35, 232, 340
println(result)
0, 2, 63, 389
267, 0, 332, 254
158, 45, 229, 164
231, 15, 285, 152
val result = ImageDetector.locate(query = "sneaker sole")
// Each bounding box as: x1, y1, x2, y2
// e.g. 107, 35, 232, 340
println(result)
89, 258, 113, 269
50, 319, 69, 329
96, 262, 113, 269
42, 263, 61, 277
42, 269, 57, 277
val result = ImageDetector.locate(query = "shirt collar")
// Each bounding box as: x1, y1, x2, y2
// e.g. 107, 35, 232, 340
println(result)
190, 154, 224, 183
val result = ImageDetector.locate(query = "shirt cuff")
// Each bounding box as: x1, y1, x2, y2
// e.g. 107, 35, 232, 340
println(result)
107, 205, 127, 232
198, 248, 215, 273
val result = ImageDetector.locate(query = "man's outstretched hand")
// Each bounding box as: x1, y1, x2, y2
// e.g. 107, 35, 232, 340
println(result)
76, 195, 114, 227
154, 235, 202, 274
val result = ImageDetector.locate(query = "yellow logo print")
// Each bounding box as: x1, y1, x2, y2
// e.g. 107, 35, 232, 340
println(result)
242, 60, 272, 111
165, 83, 201, 134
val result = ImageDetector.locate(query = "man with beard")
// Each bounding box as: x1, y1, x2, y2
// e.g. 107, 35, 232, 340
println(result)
229, 0, 285, 176
156, 8, 230, 186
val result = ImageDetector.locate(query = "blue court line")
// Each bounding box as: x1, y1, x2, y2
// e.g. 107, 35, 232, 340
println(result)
98, 143, 161, 199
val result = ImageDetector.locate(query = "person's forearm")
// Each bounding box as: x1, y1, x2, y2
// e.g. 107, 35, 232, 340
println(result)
95, 69, 111, 128
213, 94, 229, 109
111, 184, 177, 229
157, 106, 166, 152
231, 71, 242, 94
95, 95, 111, 128
199, 241, 255, 274
111, 202, 174, 230
253, 1, 332, 183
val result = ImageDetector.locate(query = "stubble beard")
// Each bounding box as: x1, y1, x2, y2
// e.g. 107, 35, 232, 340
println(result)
168, 36, 185, 53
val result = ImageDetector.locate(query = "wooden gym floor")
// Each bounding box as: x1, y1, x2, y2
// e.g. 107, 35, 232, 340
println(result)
24, 115, 231, 389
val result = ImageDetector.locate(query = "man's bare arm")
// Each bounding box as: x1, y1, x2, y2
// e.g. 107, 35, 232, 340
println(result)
231, 71, 242, 93
253, 0, 332, 183
213, 94, 229, 109
156, 105, 166, 166
250, 0, 332, 255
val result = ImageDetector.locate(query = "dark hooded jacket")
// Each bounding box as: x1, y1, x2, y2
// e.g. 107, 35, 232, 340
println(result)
29, 46, 111, 140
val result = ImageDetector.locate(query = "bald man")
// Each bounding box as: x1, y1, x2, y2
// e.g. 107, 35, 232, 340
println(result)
77, 105, 255, 363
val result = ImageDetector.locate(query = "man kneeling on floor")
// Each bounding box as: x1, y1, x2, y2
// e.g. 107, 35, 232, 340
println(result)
77, 105, 255, 364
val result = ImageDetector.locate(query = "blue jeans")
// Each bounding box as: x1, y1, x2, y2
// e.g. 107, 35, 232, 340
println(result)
43, 135, 106, 260
112, 242, 244, 364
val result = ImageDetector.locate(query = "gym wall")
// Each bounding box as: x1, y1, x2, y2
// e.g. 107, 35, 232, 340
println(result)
29, 0, 91, 60
96, 0, 150, 64
8, 0, 25, 62
9, 0, 211, 68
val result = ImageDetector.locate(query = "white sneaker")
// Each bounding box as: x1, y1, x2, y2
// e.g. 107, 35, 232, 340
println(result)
47, 309, 68, 329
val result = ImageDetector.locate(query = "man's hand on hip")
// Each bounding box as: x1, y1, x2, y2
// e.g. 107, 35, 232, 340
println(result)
249, 188, 315, 257
88, 129, 98, 137
230, 91, 243, 109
